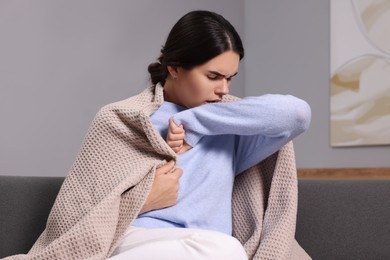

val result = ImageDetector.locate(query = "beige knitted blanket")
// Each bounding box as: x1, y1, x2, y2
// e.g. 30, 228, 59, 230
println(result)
5, 84, 310, 260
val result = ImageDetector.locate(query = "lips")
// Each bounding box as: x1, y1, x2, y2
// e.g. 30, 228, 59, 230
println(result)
206, 99, 222, 103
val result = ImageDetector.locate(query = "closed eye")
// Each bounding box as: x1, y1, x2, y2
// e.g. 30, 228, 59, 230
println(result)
207, 75, 223, 80
207, 71, 238, 81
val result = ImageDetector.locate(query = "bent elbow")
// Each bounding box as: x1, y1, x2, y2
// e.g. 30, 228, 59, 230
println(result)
293, 99, 311, 134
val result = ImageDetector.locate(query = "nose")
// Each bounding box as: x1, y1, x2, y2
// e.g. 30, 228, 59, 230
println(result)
215, 79, 229, 95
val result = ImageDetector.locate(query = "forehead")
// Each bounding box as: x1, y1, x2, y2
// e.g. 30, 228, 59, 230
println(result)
197, 50, 240, 75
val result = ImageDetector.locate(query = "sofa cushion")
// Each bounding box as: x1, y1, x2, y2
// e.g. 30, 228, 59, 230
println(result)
0, 176, 63, 258
1, 176, 390, 259
296, 179, 390, 260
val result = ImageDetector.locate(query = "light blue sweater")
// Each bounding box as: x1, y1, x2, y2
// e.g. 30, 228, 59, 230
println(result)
132, 94, 311, 235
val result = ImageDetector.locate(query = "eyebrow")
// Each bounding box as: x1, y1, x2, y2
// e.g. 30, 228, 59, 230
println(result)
208, 71, 238, 78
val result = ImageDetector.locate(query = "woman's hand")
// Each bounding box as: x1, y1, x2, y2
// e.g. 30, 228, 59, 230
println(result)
167, 117, 192, 154
140, 160, 183, 214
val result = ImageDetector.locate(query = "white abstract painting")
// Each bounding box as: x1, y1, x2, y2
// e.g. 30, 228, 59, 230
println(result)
331, 0, 390, 146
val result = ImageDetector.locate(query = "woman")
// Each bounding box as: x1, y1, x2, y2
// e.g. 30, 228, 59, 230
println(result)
108, 10, 311, 260
7, 10, 310, 260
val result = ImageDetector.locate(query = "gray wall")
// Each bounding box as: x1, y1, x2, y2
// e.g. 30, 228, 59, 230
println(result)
1, 1, 389, 177
244, 0, 390, 168
0, 1, 244, 177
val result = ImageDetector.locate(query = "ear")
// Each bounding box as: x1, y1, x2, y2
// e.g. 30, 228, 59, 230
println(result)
167, 66, 180, 79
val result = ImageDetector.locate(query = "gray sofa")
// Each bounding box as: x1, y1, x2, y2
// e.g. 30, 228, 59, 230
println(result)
1, 176, 390, 259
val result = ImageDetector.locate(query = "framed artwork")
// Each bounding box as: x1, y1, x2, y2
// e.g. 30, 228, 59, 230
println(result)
330, 0, 390, 146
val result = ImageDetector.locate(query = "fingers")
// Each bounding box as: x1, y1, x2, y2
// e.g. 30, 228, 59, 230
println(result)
167, 117, 185, 152
171, 168, 183, 178
177, 143, 192, 155
168, 140, 184, 151
167, 117, 193, 154
156, 160, 175, 175
140, 164, 183, 214
169, 117, 183, 134
156, 160, 184, 178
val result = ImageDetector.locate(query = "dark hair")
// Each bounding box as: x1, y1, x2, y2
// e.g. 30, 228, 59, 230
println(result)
148, 10, 244, 85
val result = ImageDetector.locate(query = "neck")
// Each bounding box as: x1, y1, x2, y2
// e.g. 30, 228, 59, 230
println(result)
163, 78, 181, 105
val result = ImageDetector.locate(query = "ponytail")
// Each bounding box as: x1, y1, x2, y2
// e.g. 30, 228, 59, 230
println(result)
148, 62, 166, 85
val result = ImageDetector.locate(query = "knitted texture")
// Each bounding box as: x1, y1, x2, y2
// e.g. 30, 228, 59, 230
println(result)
3, 84, 310, 260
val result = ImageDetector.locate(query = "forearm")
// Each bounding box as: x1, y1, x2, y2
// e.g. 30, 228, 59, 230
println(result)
173, 94, 311, 146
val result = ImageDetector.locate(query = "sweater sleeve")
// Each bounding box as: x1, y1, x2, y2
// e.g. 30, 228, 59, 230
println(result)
173, 94, 311, 174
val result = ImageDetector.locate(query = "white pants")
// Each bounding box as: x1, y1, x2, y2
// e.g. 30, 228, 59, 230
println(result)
107, 227, 248, 260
